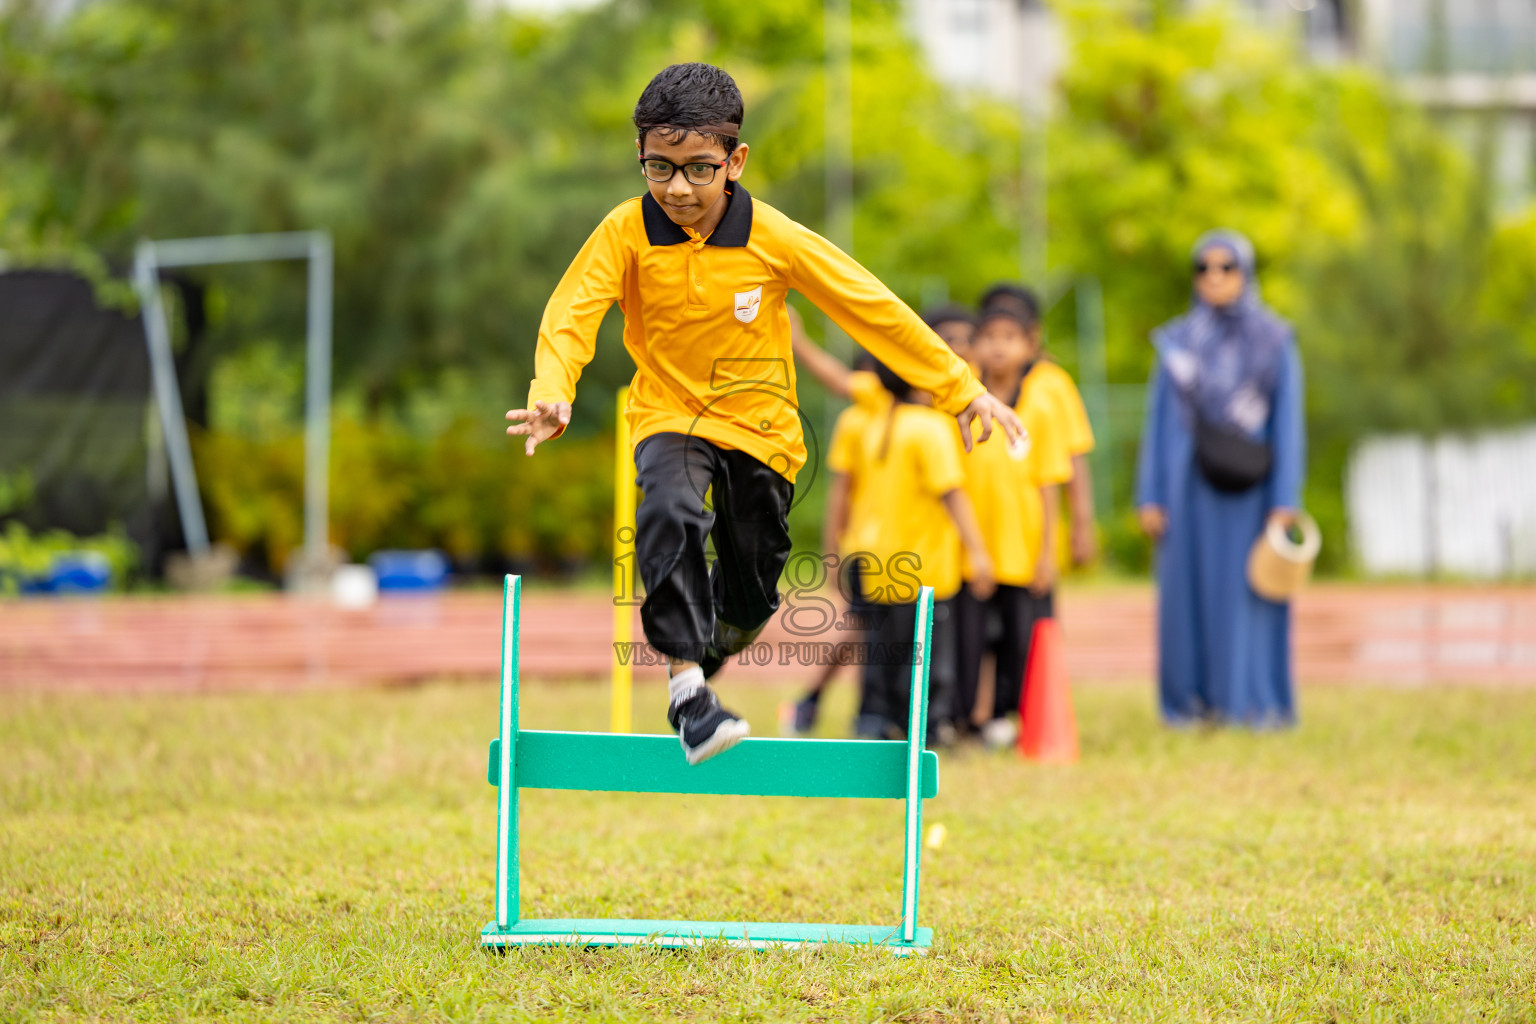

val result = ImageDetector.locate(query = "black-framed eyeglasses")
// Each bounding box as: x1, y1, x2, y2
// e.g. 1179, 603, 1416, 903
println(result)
639, 156, 727, 185
1194, 260, 1239, 276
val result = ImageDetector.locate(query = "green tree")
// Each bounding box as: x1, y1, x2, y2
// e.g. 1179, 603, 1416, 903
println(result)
0, 0, 1022, 424
4, 0, 1533, 573
0, 0, 1035, 562
1046, 1, 1536, 570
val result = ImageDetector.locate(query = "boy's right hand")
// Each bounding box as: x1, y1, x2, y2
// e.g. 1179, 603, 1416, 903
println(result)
957, 392, 1027, 454
505, 400, 571, 456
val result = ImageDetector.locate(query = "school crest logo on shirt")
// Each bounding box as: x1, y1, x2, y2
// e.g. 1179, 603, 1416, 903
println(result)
733, 285, 763, 324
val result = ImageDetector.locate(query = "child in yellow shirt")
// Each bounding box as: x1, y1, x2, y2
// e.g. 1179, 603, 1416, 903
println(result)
957, 304, 1074, 747
781, 305, 979, 736
981, 284, 1098, 565
836, 360, 995, 743
506, 64, 1023, 764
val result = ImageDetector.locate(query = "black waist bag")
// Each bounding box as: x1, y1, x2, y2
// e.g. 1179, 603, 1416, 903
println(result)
1194, 417, 1271, 493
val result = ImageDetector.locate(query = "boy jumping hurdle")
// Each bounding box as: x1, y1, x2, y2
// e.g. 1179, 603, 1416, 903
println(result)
506, 63, 1023, 766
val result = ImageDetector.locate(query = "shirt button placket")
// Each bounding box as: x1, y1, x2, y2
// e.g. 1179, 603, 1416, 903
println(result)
688, 240, 706, 308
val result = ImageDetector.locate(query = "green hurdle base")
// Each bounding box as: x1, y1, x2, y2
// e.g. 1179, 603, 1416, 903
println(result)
484, 575, 938, 955
481, 919, 932, 954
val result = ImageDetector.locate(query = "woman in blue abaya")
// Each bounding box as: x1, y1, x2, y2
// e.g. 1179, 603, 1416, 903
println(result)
1135, 230, 1306, 726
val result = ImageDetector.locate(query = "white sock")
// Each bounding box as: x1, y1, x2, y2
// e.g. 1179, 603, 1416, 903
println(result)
668, 665, 706, 706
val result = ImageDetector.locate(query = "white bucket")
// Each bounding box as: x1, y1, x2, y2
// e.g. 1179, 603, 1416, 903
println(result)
332, 564, 380, 610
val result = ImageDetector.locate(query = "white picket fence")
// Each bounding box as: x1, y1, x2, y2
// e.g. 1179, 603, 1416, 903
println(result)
1347, 425, 1536, 579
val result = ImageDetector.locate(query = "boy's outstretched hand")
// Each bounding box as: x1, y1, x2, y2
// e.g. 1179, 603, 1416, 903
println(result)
956, 392, 1027, 454
505, 400, 571, 456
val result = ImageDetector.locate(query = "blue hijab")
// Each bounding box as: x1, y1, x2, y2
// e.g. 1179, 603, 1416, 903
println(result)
1152, 229, 1291, 437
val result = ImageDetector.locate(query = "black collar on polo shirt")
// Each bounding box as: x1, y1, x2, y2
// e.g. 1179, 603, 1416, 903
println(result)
641, 184, 753, 248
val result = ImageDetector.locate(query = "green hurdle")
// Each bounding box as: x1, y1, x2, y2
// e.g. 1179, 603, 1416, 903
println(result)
481, 574, 940, 954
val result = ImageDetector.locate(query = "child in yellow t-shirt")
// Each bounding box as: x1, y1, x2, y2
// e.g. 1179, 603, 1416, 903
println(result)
781, 306, 981, 736
957, 304, 1074, 747
981, 284, 1098, 565
837, 360, 995, 744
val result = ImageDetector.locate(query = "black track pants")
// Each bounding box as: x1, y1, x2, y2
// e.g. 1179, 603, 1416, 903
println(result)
857, 596, 956, 738
633, 432, 794, 664
954, 584, 1054, 723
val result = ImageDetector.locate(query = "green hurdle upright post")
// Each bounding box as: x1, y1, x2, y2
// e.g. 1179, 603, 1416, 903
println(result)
481, 575, 941, 954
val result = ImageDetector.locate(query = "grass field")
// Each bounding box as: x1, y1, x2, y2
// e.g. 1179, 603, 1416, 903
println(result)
3, 677, 1534, 1023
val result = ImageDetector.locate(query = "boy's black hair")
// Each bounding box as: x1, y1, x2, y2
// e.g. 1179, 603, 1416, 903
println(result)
870, 358, 913, 402
922, 304, 976, 331
976, 306, 1033, 334
634, 63, 744, 157
870, 357, 915, 462
852, 348, 877, 372
979, 283, 1041, 327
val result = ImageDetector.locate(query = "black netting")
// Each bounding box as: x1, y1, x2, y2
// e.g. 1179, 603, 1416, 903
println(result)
0, 270, 165, 567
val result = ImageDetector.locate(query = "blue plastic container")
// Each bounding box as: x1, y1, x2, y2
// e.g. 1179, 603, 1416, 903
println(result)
368, 549, 450, 593
22, 552, 114, 595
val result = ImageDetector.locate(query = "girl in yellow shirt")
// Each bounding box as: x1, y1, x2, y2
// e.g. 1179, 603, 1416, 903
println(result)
957, 305, 1074, 747
782, 306, 981, 736
837, 361, 994, 744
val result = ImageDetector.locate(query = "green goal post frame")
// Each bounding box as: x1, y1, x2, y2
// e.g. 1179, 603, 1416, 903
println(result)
482, 574, 939, 954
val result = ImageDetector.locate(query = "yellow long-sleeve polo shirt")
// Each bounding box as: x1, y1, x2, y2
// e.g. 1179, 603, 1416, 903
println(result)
525, 185, 985, 484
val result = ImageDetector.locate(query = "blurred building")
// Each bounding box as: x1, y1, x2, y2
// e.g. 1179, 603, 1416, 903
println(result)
1367, 0, 1536, 211
904, 0, 1061, 113
910, 0, 1536, 206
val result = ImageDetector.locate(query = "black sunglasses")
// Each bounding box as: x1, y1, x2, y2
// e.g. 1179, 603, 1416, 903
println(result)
1194, 260, 1240, 275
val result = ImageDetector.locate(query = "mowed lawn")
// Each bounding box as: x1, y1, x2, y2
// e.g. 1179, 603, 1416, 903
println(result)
2, 677, 1534, 1023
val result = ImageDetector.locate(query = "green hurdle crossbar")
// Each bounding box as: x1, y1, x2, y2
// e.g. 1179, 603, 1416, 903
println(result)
481, 574, 939, 954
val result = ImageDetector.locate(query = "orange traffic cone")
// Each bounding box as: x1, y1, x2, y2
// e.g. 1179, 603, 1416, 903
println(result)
1018, 618, 1079, 762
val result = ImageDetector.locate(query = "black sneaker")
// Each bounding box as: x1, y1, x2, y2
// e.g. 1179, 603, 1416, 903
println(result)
792, 695, 819, 735
854, 713, 904, 741
668, 687, 751, 766
777, 695, 820, 737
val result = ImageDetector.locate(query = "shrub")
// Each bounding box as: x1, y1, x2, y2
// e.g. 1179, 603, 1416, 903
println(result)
192, 417, 615, 574
0, 520, 138, 594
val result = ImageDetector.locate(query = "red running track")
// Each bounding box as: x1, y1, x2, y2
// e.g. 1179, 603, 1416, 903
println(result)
2, 584, 1534, 694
